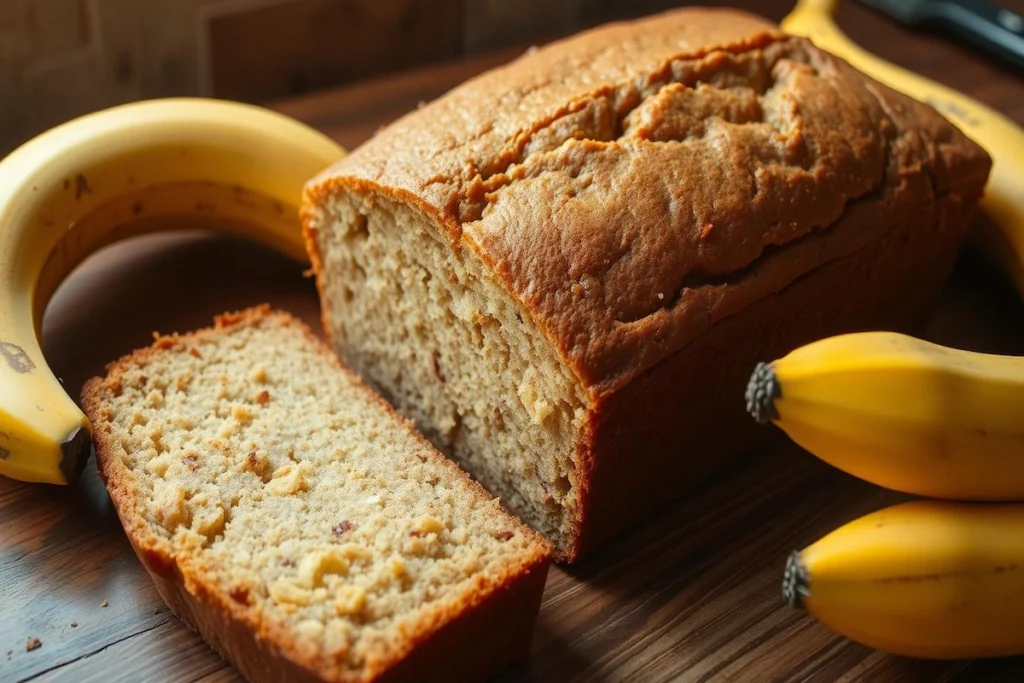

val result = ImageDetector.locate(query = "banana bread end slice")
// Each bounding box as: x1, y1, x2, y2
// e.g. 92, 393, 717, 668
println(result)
83, 306, 550, 683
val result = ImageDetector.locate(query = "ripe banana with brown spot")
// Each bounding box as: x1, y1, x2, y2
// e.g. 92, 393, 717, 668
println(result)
785, 500, 1024, 659
0, 98, 345, 484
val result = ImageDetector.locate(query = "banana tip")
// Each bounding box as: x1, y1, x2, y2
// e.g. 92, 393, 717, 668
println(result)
745, 361, 780, 425
782, 550, 809, 609
60, 425, 94, 484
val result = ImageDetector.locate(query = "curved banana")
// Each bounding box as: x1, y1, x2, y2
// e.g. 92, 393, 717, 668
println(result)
782, 0, 1024, 300
0, 98, 345, 485
784, 500, 1024, 659
745, 331, 1024, 500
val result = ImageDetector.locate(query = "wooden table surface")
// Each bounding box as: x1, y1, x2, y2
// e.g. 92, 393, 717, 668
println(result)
4, 2, 1024, 681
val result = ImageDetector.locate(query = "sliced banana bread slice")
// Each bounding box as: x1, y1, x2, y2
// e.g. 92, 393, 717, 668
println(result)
82, 306, 550, 683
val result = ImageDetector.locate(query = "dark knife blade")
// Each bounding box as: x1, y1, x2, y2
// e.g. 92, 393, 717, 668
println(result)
857, 0, 1024, 71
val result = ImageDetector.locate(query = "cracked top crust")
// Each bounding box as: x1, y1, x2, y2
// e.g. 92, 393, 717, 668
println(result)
306, 8, 991, 399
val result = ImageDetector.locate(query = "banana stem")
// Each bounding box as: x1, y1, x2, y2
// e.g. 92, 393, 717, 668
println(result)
745, 362, 781, 425
783, 550, 810, 609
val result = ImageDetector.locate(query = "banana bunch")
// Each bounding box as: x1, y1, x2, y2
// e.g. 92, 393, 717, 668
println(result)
747, 332, 1024, 657
747, 0, 1024, 660
0, 98, 345, 484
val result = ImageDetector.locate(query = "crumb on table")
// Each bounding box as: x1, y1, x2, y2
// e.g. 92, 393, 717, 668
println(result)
25, 637, 41, 652
100, 600, 108, 608
70, 621, 78, 628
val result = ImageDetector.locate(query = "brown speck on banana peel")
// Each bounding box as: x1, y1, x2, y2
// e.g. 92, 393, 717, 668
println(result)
746, 362, 781, 425
75, 173, 92, 199
60, 425, 93, 484
0, 341, 35, 374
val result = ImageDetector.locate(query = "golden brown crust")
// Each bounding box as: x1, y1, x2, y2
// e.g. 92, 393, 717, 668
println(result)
303, 7, 991, 399
129, 533, 549, 683
82, 306, 551, 683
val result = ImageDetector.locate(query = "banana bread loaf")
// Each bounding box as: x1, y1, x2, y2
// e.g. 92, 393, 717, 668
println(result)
301, 8, 992, 561
83, 307, 550, 683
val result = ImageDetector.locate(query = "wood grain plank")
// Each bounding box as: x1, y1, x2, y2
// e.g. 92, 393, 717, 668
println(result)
1, 460, 172, 682
272, 45, 529, 151
26, 615, 230, 683
25, 0, 91, 62
461, 0, 591, 53
0, 0, 32, 65
205, 0, 463, 102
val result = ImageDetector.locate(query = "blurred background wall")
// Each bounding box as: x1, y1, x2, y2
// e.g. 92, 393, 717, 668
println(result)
0, 0, 697, 155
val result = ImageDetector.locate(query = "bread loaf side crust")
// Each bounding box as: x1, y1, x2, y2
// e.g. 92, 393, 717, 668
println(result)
302, 8, 991, 561
83, 306, 551, 682
127, 535, 548, 683
573, 190, 977, 556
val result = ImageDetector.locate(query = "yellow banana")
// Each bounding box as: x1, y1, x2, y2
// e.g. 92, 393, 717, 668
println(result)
0, 98, 345, 485
785, 500, 1024, 659
782, 0, 1024, 300
746, 331, 1024, 500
